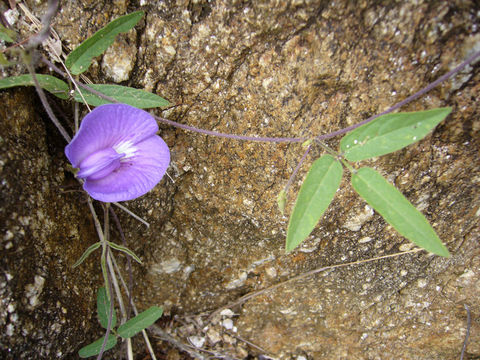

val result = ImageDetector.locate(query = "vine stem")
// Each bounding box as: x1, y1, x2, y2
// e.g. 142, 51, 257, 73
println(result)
101, 204, 111, 301
85, 197, 148, 360
313, 140, 355, 173
20, 0, 92, 114
25, 56, 71, 143
25, 0, 58, 49
317, 49, 480, 141
314, 139, 340, 157
102, 204, 134, 360
42, 49, 480, 144
109, 207, 134, 320
109, 253, 160, 360
85, 199, 108, 292
283, 145, 311, 195
106, 252, 133, 360
85, 199, 114, 360
113, 202, 150, 228
98, 246, 115, 360
460, 304, 471, 360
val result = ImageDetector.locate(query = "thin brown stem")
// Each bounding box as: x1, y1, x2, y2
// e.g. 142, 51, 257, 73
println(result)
25, 56, 71, 142
149, 325, 207, 360
209, 248, 424, 320
26, 0, 59, 49
41, 49, 480, 145
460, 304, 471, 360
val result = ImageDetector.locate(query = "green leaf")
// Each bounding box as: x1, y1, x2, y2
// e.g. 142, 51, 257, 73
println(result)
97, 287, 117, 329
65, 11, 144, 75
302, 139, 313, 148
286, 154, 343, 252
117, 306, 163, 339
73, 242, 101, 268
107, 241, 142, 264
0, 23, 17, 43
340, 108, 452, 161
78, 334, 117, 358
351, 167, 450, 257
0, 74, 69, 99
0, 53, 13, 66
277, 189, 287, 215
73, 84, 170, 108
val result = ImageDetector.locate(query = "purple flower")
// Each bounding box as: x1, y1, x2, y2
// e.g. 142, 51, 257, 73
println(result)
65, 104, 170, 202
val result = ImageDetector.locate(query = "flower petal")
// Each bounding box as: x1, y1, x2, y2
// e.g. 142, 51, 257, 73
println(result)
65, 104, 158, 167
83, 135, 170, 202
77, 147, 123, 180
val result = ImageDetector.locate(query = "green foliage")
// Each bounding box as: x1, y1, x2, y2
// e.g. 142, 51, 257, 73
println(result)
286, 155, 343, 253
78, 334, 117, 358
0, 53, 13, 66
0, 74, 69, 99
97, 287, 117, 329
78, 287, 163, 358
73, 84, 170, 108
1, 11, 170, 113
302, 139, 313, 148
107, 241, 142, 264
74, 241, 141, 269
0, 75, 170, 110
2, 9, 457, 358
117, 306, 163, 339
65, 11, 144, 75
340, 108, 452, 161
0, 23, 16, 42
72, 242, 101, 268
285, 109, 451, 257
277, 189, 287, 215
351, 167, 450, 257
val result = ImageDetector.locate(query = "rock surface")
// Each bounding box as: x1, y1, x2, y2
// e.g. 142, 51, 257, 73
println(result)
0, 90, 101, 358
1, 0, 479, 359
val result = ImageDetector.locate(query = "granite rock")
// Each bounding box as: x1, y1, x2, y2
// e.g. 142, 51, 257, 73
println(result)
1, 0, 479, 358
0, 90, 101, 358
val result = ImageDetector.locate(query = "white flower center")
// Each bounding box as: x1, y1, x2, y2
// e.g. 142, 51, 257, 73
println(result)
114, 140, 137, 160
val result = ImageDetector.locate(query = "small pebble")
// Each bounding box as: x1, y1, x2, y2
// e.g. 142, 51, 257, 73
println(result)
219, 308, 235, 317
206, 328, 222, 345
222, 318, 234, 330
188, 336, 205, 348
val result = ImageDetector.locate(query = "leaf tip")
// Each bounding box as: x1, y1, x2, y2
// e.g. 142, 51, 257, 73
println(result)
284, 234, 299, 254
443, 106, 453, 114
302, 139, 313, 148
277, 189, 287, 215
434, 245, 451, 258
